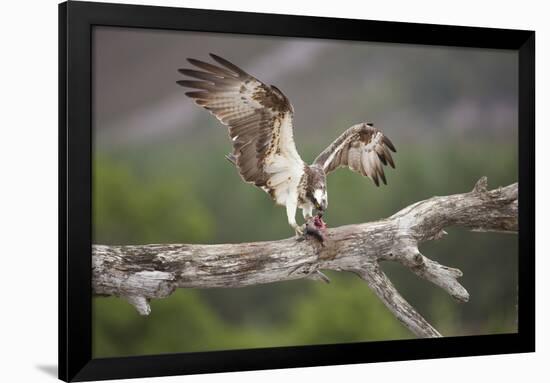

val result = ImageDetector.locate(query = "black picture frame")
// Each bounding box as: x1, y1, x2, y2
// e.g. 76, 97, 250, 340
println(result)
59, 1, 535, 381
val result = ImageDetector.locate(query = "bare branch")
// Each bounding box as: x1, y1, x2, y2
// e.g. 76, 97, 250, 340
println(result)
92, 178, 518, 337
410, 256, 469, 302
356, 263, 442, 338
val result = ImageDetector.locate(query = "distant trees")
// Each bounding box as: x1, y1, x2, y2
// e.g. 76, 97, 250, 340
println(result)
93, 142, 517, 357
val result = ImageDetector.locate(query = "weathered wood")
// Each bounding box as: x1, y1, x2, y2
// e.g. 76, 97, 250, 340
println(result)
92, 177, 518, 338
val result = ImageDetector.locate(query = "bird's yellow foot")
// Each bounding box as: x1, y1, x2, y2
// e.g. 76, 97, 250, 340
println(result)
293, 224, 305, 237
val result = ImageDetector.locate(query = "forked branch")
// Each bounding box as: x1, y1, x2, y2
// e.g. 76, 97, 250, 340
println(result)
92, 177, 518, 338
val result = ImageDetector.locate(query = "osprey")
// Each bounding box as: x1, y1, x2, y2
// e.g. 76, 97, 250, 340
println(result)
177, 54, 396, 236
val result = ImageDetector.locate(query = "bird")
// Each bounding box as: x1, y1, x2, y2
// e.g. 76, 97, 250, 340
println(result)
176, 54, 396, 237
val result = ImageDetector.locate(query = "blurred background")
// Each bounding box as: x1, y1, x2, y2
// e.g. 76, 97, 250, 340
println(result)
92, 27, 518, 358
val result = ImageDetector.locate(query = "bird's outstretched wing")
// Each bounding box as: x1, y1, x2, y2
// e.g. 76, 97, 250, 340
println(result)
177, 54, 304, 198
313, 123, 396, 186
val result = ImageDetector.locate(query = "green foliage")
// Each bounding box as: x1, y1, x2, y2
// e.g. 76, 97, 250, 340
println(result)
93, 291, 235, 356
286, 273, 410, 344
93, 155, 214, 244
92, 139, 517, 358
93, 275, 410, 357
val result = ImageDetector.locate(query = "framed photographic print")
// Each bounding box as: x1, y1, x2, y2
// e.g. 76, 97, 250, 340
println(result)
59, 1, 535, 381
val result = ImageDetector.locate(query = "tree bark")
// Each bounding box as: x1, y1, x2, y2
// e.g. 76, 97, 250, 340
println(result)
92, 177, 518, 338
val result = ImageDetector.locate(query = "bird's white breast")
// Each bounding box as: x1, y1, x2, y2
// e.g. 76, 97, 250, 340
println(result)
262, 113, 304, 207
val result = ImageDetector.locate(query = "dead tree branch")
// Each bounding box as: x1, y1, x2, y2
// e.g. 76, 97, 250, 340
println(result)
92, 177, 518, 338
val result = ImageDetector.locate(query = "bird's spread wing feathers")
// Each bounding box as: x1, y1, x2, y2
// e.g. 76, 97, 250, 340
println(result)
314, 123, 396, 186
178, 54, 304, 201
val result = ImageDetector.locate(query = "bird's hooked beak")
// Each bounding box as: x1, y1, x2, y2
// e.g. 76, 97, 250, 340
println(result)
315, 200, 327, 212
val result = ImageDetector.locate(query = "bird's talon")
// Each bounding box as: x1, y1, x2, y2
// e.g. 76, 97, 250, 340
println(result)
294, 225, 305, 237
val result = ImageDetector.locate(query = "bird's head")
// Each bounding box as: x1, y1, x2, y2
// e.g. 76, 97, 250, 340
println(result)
307, 165, 328, 212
